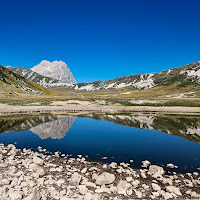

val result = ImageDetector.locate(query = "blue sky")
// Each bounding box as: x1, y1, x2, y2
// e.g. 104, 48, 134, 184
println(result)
1, 0, 200, 83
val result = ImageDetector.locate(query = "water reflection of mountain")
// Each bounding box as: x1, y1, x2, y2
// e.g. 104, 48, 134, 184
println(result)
30, 116, 75, 139
87, 114, 200, 144
0, 115, 76, 139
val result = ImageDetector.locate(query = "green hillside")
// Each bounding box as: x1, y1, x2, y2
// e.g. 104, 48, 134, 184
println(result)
0, 65, 52, 95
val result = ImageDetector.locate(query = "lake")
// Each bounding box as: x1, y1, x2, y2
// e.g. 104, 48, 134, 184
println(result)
0, 113, 200, 173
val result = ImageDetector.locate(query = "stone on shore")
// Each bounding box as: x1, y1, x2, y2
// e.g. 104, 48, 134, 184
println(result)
149, 165, 164, 178
33, 156, 44, 166
166, 186, 182, 196
117, 180, 132, 195
69, 173, 82, 186
0, 143, 199, 200
95, 172, 115, 185
152, 183, 161, 191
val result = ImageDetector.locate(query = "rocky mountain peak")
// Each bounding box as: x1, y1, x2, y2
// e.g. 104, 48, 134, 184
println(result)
31, 60, 76, 84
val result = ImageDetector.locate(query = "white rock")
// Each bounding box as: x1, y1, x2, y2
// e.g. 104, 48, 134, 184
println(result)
54, 152, 59, 158
140, 172, 147, 179
190, 191, 200, 198
152, 192, 160, 197
0, 154, 3, 161
102, 164, 107, 169
166, 186, 182, 196
110, 162, 117, 168
92, 173, 98, 180
193, 172, 198, 176
69, 173, 81, 185
84, 192, 100, 200
116, 168, 122, 174
37, 146, 42, 151
152, 183, 161, 191
95, 172, 115, 186
126, 177, 133, 182
33, 168, 45, 178
33, 156, 43, 166
117, 180, 132, 195
56, 179, 65, 187
142, 160, 151, 167
0, 179, 10, 186
9, 191, 23, 200
81, 168, 87, 174
149, 165, 164, 178
166, 163, 175, 168
95, 187, 110, 193
78, 185, 88, 195
23, 187, 41, 200
135, 190, 142, 198
127, 188, 133, 195
82, 181, 96, 188
142, 183, 150, 190
160, 190, 173, 200
28, 180, 36, 189
132, 180, 140, 188
0, 163, 8, 168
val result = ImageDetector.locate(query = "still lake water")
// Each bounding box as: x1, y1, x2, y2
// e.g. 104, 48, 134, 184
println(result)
0, 114, 200, 173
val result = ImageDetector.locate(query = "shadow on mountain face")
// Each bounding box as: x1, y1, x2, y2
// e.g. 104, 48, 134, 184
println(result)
0, 115, 76, 139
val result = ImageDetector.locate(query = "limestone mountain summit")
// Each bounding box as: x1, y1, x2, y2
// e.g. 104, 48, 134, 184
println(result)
31, 60, 76, 84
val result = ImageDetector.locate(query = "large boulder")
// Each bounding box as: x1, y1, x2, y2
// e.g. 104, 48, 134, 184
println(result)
166, 186, 182, 196
152, 183, 161, 191
117, 180, 132, 195
69, 173, 82, 186
9, 191, 23, 200
33, 156, 44, 166
23, 187, 41, 200
149, 165, 164, 178
95, 172, 115, 186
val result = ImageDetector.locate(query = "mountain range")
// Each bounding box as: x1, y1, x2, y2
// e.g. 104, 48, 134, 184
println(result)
75, 60, 200, 91
1, 59, 200, 94
7, 60, 76, 88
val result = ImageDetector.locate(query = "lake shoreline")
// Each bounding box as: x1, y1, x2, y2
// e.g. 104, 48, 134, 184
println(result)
0, 100, 200, 116
0, 143, 200, 199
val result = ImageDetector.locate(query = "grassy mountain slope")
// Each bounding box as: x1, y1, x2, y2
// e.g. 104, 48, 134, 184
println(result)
7, 66, 62, 86
75, 60, 200, 91
0, 65, 52, 95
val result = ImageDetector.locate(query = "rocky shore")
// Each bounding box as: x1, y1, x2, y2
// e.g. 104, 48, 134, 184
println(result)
0, 144, 200, 200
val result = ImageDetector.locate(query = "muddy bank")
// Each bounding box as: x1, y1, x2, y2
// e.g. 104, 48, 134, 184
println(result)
0, 144, 200, 199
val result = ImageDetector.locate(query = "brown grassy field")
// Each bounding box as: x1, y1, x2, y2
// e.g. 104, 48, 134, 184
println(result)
0, 85, 200, 107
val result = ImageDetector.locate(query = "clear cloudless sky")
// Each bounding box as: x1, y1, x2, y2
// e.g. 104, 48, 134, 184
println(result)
1, 0, 200, 83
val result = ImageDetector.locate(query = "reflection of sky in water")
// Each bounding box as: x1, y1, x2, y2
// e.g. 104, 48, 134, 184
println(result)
0, 115, 200, 173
